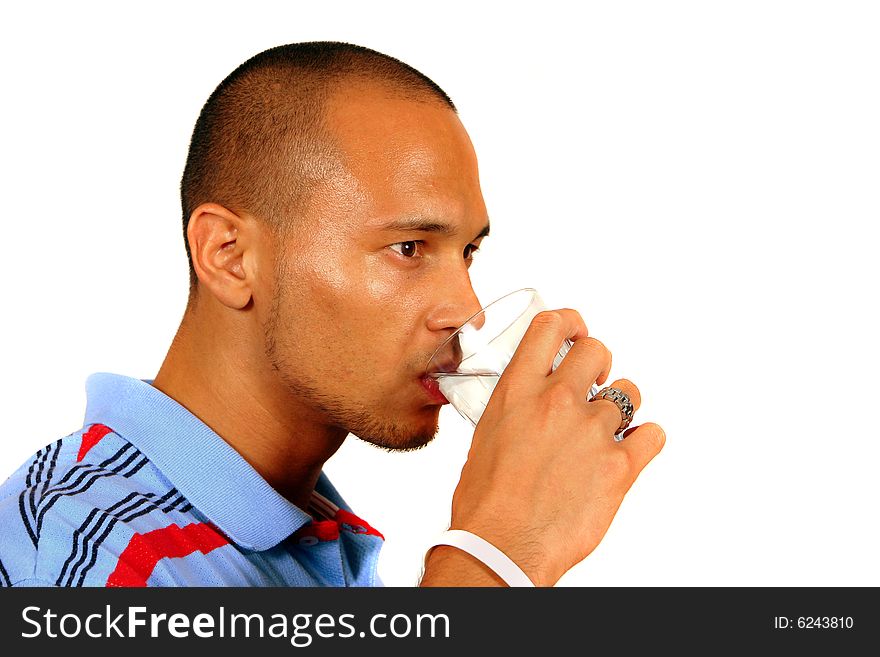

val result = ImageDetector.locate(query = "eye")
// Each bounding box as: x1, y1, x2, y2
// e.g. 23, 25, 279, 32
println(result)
464, 243, 481, 260
389, 241, 421, 258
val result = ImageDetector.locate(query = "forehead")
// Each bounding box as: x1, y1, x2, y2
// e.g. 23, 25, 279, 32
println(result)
310, 82, 487, 235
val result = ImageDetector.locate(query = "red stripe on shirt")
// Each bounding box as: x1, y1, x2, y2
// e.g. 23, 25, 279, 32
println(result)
335, 508, 384, 540
295, 520, 340, 542
77, 424, 114, 462
293, 509, 384, 543
105, 522, 228, 587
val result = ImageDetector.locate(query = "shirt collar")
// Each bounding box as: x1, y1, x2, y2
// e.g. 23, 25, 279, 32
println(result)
83, 372, 323, 551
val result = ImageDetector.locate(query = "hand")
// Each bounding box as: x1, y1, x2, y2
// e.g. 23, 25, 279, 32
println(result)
428, 309, 665, 586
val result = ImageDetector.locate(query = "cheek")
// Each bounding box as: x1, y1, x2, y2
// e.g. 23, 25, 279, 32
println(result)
280, 250, 385, 365
359, 260, 429, 352
279, 239, 424, 380
304, 243, 405, 325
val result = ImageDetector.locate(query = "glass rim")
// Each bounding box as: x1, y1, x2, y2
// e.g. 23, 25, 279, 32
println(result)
425, 287, 540, 372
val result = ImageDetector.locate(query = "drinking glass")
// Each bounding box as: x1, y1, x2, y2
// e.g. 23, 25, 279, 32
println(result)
426, 288, 600, 428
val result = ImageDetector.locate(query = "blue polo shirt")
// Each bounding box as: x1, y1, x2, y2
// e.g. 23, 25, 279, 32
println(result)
0, 373, 384, 587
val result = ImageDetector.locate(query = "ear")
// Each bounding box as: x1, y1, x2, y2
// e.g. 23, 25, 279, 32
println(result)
187, 203, 258, 309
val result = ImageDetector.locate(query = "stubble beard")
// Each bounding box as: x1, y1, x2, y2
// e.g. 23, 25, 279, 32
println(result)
262, 284, 439, 452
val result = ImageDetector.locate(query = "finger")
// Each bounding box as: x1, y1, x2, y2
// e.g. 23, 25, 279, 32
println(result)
602, 378, 641, 412
598, 349, 612, 386
618, 422, 665, 476
504, 309, 589, 381
586, 378, 642, 437
551, 336, 612, 399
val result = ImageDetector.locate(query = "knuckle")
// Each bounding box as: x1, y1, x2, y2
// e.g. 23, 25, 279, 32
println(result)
544, 381, 578, 412
579, 336, 605, 351
531, 310, 564, 330
561, 308, 587, 333
574, 337, 606, 359
558, 307, 582, 321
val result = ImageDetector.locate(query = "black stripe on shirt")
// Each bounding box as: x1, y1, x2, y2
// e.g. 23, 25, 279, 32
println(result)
40, 439, 63, 496
24, 448, 43, 488
74, 487, 187, 586
123, 456, 148, 478
17, 494, 39, 548
17, 449, 47, 547
57, 491, 146, 586
40, 443, 133, 494
29, 447, 50, 516
36, 445, 138, 537
29, 440, 62, 525
73, 496, 158, 586
38, 446, 137, 510
0, 557, 11, 587
61, 487, 179, 587
61, 492, 155, 587
45, 443, 133, 494
159, 493, 192, 514
162, 493, 186, 513
58, 488, 177, 586
56, 506, 103, 586
24, 438, 67, 547
164, 493, 192, 514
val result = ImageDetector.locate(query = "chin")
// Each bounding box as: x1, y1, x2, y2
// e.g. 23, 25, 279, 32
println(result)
352, 407, 440, 453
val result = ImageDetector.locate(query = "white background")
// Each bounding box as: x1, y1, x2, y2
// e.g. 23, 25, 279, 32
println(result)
1, 1, 878, 587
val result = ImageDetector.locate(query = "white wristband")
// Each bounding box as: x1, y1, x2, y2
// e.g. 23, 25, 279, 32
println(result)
426, 529, 535, 587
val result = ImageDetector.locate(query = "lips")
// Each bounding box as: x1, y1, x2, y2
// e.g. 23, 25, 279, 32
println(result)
419, 375, 449, 405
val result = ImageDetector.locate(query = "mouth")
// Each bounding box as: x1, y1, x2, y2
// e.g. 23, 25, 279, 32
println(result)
419, 375, 449, 405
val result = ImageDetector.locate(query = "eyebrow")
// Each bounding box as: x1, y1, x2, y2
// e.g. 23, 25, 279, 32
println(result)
375, 217, 491, 241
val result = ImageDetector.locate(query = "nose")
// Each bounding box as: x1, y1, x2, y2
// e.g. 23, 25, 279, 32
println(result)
424, 274, 484, 374
425, 276, 483, 336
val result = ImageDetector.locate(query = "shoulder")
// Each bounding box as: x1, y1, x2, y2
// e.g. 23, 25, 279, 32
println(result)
0, 424, 190, 587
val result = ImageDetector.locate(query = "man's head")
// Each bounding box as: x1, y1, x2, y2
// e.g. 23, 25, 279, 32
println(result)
180, 42, 489, 451
181, 41, 459, 295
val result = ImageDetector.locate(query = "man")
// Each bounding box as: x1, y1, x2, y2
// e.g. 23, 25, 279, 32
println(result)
0, 42, 664, 587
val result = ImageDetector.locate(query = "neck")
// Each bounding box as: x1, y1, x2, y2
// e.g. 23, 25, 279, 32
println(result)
151, 296, 348, 511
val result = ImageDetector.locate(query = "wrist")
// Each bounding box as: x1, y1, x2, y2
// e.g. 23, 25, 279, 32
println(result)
446, 521, 556, 587
426, 530, 536, 587
420, 544, 507, 587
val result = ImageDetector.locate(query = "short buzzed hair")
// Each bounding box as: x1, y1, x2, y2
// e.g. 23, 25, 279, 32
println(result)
180, 41, 456, 294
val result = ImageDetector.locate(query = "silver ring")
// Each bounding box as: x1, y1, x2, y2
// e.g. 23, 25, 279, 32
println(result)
590, 386, 635, 437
